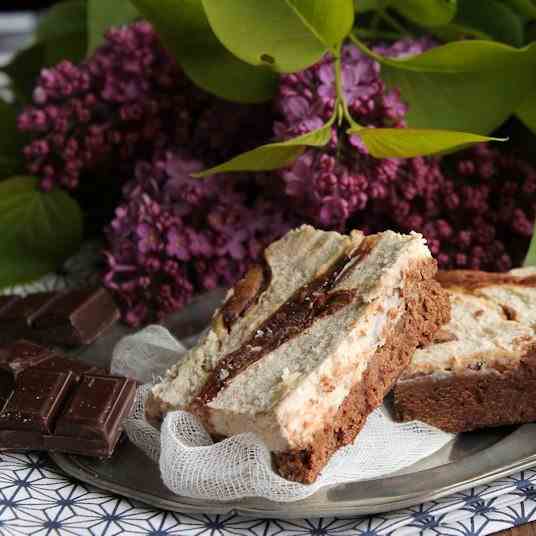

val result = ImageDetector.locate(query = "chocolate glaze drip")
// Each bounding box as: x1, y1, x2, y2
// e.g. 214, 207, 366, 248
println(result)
192, 236, 378, 408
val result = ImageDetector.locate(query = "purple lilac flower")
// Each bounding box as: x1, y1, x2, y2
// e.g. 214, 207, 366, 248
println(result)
104, 150, 296, 326
18, 22, 273, 191
273, 40, 436, 229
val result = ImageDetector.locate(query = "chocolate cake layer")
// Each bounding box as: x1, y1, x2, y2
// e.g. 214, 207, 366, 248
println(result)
394, 266, 536, 433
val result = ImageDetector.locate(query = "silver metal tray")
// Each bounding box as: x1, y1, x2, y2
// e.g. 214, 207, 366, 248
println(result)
50, 290, 536, 519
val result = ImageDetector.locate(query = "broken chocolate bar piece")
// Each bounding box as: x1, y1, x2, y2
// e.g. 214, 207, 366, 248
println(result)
46, 375, 137, 457
0, 340, 54, 405
0, 369, 76, 451
0, 345, 137, 458
0, 293, 59, 343
32, 288, 120, 346
0, 288, 119, 347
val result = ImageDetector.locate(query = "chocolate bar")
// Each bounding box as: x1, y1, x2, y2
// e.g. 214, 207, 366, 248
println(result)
0, 288, 119, 347
0, 341, 136, 458
46, 375, 137, 457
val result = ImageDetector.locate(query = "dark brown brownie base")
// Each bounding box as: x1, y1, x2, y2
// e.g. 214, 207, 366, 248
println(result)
273, 261, 450, 484
394, 348, 536, 433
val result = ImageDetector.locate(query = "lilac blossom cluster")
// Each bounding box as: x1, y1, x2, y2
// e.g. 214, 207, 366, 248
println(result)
17, 21, 272, 190
104, 151, 295, 326
381, 146, 536, 271
273, 40, 433, 228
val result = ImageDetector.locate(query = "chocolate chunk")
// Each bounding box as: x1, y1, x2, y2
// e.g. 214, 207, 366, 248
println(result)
0, 292, 59, 327
46, 375, 136, 457
0, 296, 19, 315
32, 288, 120, 346
37, 354, 105, 380
0, 340, 54, 405
0, 288, 119, 348
0, 345, 137, 458
0, 369, 75, 435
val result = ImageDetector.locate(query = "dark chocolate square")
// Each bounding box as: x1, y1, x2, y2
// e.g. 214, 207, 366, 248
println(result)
47, 375, 136, 457
0, 293, 59, 327
0, 369, 75, 434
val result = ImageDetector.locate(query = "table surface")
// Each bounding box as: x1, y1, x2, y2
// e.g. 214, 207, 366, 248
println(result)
502, 523, 536, 535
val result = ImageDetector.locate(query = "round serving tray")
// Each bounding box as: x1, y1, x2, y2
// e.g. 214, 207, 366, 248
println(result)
50, 289, 536, 519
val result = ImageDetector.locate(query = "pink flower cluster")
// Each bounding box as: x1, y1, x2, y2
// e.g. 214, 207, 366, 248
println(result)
381, 145, 536, 271
274, 40, 433, 228
17, 21, 272, 191
104, 151, 295, 326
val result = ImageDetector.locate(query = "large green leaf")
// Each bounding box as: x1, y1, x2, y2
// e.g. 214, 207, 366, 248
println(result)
87, 0, 139, 54
2, 1, 87, 102
454, 0, 523, 46
390, 0, 457, 27
2, 43, 45, 103
132, 0, 278, 103
0, 100, 27, 178
355, 38, 536, 134
349, 127, 502, 158
194, 121, 334, 177
516, 93, 536, 132
201, 0, 354, 72
36, 0, 88, 64
0, 177, 83, 289
524, 222, 536, 266
505, 0, 536, 19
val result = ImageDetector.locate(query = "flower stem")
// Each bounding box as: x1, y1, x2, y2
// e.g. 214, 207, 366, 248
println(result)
334, 49, 361, 129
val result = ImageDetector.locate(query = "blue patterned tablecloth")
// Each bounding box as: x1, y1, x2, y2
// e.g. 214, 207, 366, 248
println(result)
0, 451, 534, 536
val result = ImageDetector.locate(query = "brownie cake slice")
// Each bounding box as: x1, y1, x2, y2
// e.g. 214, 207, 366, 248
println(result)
146, 225, 449, 483
394, 267, 536, 433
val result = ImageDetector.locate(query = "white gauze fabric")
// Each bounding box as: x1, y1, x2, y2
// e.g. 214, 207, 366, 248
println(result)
113, 325, 454, 503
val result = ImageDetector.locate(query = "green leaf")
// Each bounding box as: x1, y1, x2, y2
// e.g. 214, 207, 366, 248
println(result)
87, 0, 139, 54
454, 0, 524, 46
36, 0, 88, 64
201, 0, 354, 72
2, 43, 46, 103
2, 1, 87, 102
0, 176, 83, 289
389, 0, 457, 27
131, 0, 278, 103
349, 127, 503, 158
194, 121, 334, 177
0, 100, 27, 178
505, 0, 536, 19
430, 22, 491, 42
354, 38, 536, 134
516, 93, 536, 133
524, 222, 536, 266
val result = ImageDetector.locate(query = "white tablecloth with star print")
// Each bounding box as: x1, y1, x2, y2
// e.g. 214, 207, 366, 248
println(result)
0, 452, 534, 536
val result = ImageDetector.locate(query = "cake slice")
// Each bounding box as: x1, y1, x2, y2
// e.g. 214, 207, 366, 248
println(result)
146, 225, 449, 483
394, 267, 536, 433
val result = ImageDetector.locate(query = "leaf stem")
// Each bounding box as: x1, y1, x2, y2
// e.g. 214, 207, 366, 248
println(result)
334, 49, 361, 128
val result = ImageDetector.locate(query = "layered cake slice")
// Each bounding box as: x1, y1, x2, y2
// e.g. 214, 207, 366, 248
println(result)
146, 225, 449, 483
394, 267, 536, 433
